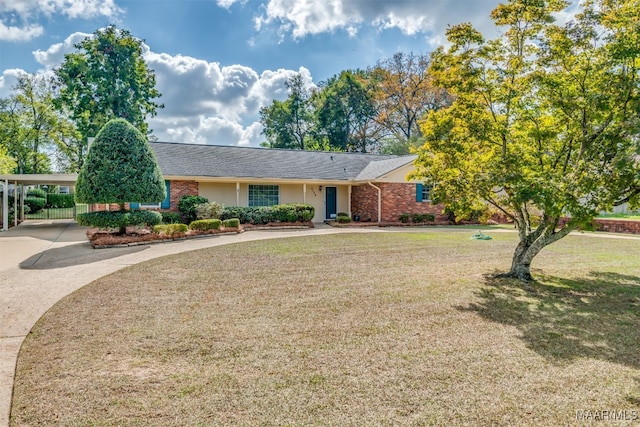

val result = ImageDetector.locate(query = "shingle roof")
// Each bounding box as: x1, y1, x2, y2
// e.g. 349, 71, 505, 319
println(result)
150, 142, 415, 182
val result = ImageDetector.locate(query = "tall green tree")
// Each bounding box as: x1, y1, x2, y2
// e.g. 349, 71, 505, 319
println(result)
55, 25, 163, 154
370, 52, 452, 154
314, 70, 381, 152
412, 0, 640, 281
75, 119, 165, 217
0, 145, 17, 174
260, 74, 315, 149
0, 73, 79, 173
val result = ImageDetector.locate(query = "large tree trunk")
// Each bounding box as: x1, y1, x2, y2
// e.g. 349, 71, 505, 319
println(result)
498, 215, 575, 282
502, 238, 547, 281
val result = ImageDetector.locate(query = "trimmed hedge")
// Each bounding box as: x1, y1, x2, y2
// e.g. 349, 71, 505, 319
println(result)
189, 219, 222, 231
153, 223, 188, 235
220, 203, 314, 224
27, 188, 47, 199
25, 197, 46, 213
77, 210, 162, 229
46, 193, 75, 208
222, 218, 240, 228
399, 213, 436, 223
336, 212, 351, 223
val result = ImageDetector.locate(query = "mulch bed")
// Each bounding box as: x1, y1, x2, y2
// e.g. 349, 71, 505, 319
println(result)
86, 222, 316, 248
87, 226, 242, 249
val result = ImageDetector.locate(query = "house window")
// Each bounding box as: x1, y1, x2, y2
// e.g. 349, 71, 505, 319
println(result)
249, 185, 279, 207
416, 183, 433, 202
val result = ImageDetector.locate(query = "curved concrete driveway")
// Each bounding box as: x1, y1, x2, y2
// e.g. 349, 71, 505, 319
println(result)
0, 220, 367, 427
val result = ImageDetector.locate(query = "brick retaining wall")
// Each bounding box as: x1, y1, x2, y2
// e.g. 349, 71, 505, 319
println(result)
558, 217, 640, 235
593, 219, 640, 234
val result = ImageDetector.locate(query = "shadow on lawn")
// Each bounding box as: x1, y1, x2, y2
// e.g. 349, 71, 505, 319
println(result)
461, 271, 640, 369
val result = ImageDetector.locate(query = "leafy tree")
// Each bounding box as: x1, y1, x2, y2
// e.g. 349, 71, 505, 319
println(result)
260, 74, 315, 149
370, 52, 452, 154
55, 25, 163, 150
0, 73, 79, 173
0, 145, 17, 174
314, 70, 381, 152
412, 0, 640, 281
75, 118, 166, 233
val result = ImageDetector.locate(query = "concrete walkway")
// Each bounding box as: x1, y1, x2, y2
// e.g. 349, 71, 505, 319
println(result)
0, 220, 371, 427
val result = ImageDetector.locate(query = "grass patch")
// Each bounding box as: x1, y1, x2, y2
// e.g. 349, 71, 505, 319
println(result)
11, 231, 640, 426
597, 212, 640, 220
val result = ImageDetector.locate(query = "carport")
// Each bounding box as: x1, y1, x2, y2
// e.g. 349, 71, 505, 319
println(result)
0, 174, 78, 231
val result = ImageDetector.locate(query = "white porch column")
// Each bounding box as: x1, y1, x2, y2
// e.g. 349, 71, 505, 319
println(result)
348, 185, 352, 217
2, 180, 7, 231
13, 181, 18, 226
236, 182, 240, 206
303, 183, 307, 204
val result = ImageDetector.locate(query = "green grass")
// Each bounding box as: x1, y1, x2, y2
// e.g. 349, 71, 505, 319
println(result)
11, 231, 640, 426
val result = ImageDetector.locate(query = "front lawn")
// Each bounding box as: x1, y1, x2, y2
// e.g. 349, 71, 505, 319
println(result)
11, 231, 640, 426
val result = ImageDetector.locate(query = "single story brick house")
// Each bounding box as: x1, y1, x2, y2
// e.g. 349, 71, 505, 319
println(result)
139, 142, 440, 223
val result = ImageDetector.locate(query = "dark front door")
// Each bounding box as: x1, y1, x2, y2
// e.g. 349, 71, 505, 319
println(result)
325, 186, 337, 220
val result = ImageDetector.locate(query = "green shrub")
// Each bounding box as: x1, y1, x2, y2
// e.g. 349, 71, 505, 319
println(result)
291, 203, 315, 221
77, 209, 161, 230
195, 201, 224, 220
161, 211, 182, 224
153, 223, 188, 235
128, 210, 162, 226
27, 188, 47, 199
189, 219, 222, 231
399, 213, 411, 223
271, 204, 298, 222
336, 214, 351, 223
413, 213, 435, 223
46, 193, 75, 208
178, 195, 209, 223
222, 218, 240, 228
220, 206, 251, 223
25, 197, 46, 213
220, 204, 315, 224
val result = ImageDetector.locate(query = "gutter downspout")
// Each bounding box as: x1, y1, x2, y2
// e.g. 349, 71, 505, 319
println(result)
2, 179, 7, 231
367, 181, 382, 223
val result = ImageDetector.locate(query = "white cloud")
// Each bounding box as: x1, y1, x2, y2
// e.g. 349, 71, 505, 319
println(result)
141, 52, 315, 145
249, 0, 502, 47
256, 0, 361, 39
0, 0, 122, 42
0, 21, 43, 41
0, 69, 26, 98
33, 32, 90, 67
142, 50, 315, 145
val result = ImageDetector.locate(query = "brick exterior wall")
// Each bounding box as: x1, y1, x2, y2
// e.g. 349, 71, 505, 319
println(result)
168, 180, 199, 212
89, 203, 130, 212
351, 184, 379, 222
351, 182, 442, 222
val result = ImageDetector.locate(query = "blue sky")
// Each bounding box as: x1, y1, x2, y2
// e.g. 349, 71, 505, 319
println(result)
0, 0, 575, 146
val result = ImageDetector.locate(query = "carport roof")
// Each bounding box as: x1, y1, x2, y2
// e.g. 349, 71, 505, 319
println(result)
0, 174, 78, 186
